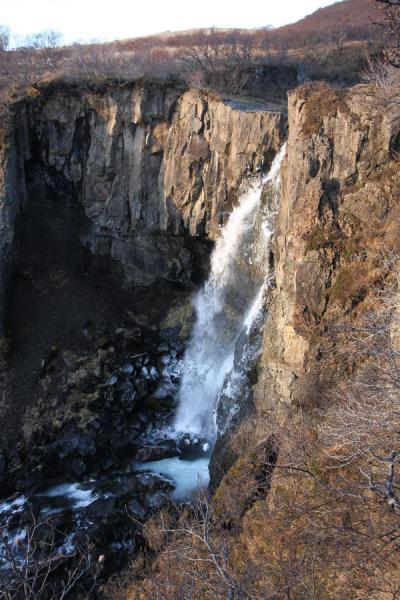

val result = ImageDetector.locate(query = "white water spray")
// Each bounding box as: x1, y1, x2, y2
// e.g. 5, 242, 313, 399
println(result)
174, 144, 286, 435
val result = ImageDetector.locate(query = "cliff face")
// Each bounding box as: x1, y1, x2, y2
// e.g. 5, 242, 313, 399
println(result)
213, 83, 400, 485
0, 80, 285, 335
11, 83, 285, 272
0, 79, 286, 480
209, 84, 400, 597
256, 84, 399, 426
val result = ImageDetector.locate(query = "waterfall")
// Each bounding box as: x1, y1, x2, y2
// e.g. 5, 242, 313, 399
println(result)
174, 144, 286, 436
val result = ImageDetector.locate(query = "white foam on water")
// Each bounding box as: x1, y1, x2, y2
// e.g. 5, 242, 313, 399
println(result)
0, 496, 27, 515
243, 284, 264, 333
135, 457, 210, 501
36, 482, 97, 510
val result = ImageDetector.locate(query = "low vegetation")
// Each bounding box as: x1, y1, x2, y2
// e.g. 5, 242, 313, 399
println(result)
0, 0, 387, 111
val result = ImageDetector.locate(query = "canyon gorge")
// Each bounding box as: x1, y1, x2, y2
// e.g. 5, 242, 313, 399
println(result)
0, 66, 399, 598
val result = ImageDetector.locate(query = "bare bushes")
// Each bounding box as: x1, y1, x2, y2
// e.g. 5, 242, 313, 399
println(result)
362, 59, 400, 109
179, 30, 256, 93
264, 258, 400, 596
322, 263, 400, 510
0, 510, 101, 599
359, 1, 400, 110
107, 487, 270, 600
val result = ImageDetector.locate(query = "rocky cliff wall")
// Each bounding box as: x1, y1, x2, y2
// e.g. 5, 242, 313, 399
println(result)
0, 80, 285, 336
0, 79, 286, 472
255, 83, 400, 428
212, 83, 400, 464
211, 84, 400, 586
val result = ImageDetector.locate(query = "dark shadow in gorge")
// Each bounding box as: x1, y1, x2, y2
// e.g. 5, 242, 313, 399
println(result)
0, 146, 211, 483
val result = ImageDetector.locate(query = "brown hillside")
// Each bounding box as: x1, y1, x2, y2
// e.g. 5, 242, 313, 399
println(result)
115, 0, 382, 52
276, 0, 381, 40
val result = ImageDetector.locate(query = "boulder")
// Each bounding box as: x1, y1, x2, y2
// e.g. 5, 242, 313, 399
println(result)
118, 381, 137, 411
143, 491, 170, 510
126, 498, 147, 520
85, 497, 117, 520
132, 471, 175, 494
177, 434, 211, 460
152, 379, 179, 401
136, 439, 179, 462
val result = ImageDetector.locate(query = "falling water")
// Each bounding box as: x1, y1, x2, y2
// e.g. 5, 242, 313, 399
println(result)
174, 144, 286, 436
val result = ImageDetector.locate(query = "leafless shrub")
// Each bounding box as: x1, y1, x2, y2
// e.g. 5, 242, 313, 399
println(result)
117, 486, 267, 600
0, 26, 10, 53
361, 59, 400, 109
68, 44, 137, 80
179, 30, 256, 93
376, 0, 400, 66
321, 258, 400, 510
0, 509, 101, 599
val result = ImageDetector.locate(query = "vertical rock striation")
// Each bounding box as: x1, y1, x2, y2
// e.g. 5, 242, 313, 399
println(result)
212, 82, 400, 525
255, 83, 400, 425
0, 79, 286, 334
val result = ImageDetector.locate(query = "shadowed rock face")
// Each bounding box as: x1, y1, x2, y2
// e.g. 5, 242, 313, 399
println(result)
0, 80, 285, 334
0, 78, 286, 476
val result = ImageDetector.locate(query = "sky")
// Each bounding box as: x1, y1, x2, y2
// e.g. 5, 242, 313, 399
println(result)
1, 0, 341, 46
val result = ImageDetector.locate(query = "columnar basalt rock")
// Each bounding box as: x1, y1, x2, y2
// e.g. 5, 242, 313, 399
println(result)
0, 80, 285, 336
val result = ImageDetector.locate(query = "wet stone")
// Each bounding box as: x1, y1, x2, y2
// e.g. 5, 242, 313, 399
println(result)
143, 491, 169, 511
177, 434, 212, 460
127, 499, 147, 520
118, 381, 137, 411
152, 379, 179, 401
85, 497, 117, 520
122, 363, 134, 375
136, 439, 179, 462
157, 342, 170, 354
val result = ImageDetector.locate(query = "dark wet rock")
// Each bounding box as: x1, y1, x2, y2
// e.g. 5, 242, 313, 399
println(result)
149, 366, 159, 380
134, 378, 148, 400
143, 491, 170, 510
79, 372, 100, 393
105, 374, 118, 387
157, 342, 170, 354
126, 499, 147, 520
152, 379, 179, 401
85, 497, 117, 520
140, 366, 150, 379
0, 451, 8, 480
0, 310, 187, 586
137, 439, 179, 462
118, 381, 137, 411
132, 471, 175, 494
39, 346, 59, 377
177, 434, 211, 460
57, 432, 96, 460
122, 363, 134, 375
